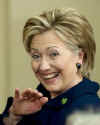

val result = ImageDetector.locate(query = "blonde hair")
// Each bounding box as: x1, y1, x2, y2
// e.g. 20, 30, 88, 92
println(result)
23, 8, 96, 78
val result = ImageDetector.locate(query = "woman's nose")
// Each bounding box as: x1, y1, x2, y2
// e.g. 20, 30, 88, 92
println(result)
39, 58, 51, 71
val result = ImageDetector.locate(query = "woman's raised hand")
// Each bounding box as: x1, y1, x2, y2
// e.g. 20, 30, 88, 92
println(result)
9, 88, 48, 115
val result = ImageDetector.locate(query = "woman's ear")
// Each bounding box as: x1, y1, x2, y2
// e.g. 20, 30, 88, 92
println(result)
78, 50, 84, 65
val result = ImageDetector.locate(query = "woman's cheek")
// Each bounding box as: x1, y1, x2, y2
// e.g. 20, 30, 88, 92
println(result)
31, 62, 39, 73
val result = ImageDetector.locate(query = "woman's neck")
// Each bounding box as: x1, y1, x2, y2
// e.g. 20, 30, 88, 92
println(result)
50, 76, 83, 99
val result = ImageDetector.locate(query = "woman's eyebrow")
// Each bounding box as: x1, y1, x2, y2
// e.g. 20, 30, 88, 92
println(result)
30, 46, 59, 52
47, 46, 58, 50
31, 48, 39, 51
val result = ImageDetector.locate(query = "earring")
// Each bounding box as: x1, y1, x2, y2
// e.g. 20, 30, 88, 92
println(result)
76, 63, 81, 70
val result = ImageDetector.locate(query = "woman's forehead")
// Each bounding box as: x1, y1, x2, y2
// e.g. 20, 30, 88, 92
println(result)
30, 30, 67, 49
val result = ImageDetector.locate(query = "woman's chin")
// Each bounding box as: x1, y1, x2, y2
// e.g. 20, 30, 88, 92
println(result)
45, 85, 62, 94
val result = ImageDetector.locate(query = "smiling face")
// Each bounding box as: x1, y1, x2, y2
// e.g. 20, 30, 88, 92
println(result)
30, 30, 83, 98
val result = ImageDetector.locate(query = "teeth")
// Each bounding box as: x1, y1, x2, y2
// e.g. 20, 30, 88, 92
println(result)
42, 73, 58, 79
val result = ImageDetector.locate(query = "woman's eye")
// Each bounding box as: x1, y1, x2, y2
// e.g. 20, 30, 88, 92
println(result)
50, 52, 59, 57
32, 54, 40, 60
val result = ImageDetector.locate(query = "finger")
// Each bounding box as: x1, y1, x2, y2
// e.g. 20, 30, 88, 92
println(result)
21, 89, 43, 101
21, 88, 33, 99
40, 97, 48, 105
14, 88, 20, 99
24, 89, 43, 99
31, 90, 43, 98
29, 91, 43, 101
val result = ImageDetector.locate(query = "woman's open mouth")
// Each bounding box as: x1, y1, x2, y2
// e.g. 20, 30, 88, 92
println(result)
41, 72, 59, 80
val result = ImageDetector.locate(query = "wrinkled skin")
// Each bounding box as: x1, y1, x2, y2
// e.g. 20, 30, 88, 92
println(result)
9, 88, 48, 115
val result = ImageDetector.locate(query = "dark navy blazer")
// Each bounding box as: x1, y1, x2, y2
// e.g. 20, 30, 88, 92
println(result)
1, 77, 100, 125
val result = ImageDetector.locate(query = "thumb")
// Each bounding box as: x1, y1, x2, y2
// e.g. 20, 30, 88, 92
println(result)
40, 97, 48, 105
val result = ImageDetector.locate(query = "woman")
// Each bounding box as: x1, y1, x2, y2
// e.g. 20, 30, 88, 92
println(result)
1, 8, 100, 125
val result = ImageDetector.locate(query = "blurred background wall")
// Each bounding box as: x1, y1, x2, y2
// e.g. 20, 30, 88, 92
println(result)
0, 0, 100, 113
0, 0, 9, 113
